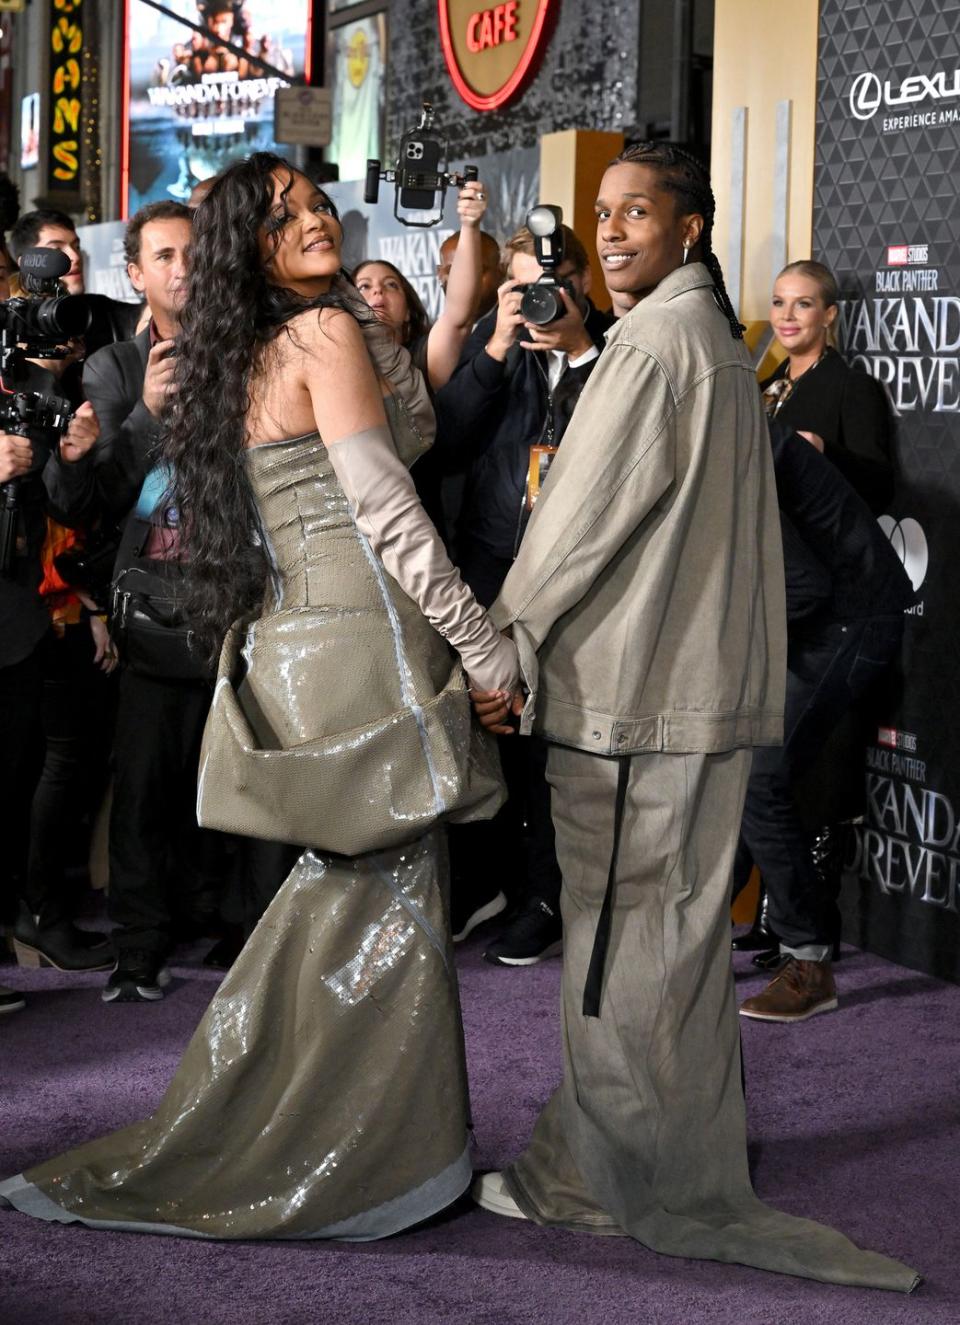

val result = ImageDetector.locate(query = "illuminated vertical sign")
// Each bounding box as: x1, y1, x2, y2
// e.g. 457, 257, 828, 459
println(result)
122, 0, 310, 217
21, 93, 41, 170
326, 14, 386, 181
47, 0, 83, 195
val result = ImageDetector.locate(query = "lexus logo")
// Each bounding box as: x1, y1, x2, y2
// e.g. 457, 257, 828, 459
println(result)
849, 66, 960, 120
850, 72, 883, 120
878, 515, 928, 592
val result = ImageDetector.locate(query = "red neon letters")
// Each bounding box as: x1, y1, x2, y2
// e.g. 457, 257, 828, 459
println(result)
466, 1, 518, 53
439, 0, 552, 112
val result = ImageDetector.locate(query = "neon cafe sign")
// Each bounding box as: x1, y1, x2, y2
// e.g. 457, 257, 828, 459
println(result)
439, 0, 552, 111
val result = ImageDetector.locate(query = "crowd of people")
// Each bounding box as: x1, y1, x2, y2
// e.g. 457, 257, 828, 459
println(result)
0, 145, 918, 1290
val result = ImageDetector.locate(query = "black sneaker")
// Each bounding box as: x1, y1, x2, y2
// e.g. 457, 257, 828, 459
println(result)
484, 898, 563, 966
450, 888, 507, 943
102, 951, 172, 1003
0, 984, 26, 1015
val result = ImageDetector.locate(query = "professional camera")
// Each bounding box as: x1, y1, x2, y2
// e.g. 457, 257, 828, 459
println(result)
364, 103, 478, 228
0, 247, 91, 356
0, 247, 88, 576
516, 205, 575, 326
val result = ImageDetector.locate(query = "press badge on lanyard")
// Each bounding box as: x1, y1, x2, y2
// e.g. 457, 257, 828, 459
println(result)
525, 443, 558, 511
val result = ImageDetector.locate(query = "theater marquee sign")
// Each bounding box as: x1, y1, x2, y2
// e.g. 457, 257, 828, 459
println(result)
816, 0, 960, 981
439, 0, 552, 111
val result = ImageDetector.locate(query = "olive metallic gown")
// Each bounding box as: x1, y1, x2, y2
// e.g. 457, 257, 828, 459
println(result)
0, 336, 499, 1239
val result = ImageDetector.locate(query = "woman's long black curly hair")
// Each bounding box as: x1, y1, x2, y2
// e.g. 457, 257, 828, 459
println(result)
613, 141, 745, 340
163, 151, 363, 657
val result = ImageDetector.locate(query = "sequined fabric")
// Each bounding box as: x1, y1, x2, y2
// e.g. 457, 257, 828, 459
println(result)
0, 832, 472, 1237
0, 372, 484, 1239
197, 405, 504, 853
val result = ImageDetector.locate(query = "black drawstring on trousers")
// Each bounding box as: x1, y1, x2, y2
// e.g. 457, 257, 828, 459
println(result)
582, 756, 631, 1018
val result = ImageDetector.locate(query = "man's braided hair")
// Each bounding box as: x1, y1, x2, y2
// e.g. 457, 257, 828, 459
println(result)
614, 142, 744, 340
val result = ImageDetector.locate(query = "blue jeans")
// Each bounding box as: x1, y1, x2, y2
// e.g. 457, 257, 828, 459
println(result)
738, 615, 904, 954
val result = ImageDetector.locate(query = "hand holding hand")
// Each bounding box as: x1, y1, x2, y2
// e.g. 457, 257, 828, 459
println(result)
60, 401, 100, 464
143, 340, 177, 417
469, 687, 524, 736
519, 287, 593, 358
0, 432, 33, 482
457, 179, 488, 229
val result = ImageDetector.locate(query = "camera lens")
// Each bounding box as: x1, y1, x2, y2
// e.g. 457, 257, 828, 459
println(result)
34, 295, 91, 339
520, 284, 562, 326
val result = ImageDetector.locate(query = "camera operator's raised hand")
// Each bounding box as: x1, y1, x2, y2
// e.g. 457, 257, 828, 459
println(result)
142, 340, 177, 418
484, 277, 528, 362
0, 432, 33, 483
456, 179, 488, 231
59, 401, 100, 465
519, 285, 595, 360
420, 179, 491, 389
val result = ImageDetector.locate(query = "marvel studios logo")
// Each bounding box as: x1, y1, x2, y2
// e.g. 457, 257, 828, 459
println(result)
887, 244, 929, 266
878, 727, 918, 753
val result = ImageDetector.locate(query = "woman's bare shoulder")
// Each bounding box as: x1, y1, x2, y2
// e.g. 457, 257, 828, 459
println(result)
285, 304, 363, 351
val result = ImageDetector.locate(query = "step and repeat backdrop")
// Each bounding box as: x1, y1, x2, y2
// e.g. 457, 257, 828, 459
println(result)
815, 0, 960, 980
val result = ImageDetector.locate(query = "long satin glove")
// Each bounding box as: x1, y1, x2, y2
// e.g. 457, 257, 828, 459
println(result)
326, 425, 520, 695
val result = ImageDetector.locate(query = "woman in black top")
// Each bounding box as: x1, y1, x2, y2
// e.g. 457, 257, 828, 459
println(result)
761, 260, 894, 513
736, 260, 898, 958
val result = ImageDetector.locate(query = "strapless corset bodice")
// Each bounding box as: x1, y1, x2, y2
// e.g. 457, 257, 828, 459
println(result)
245, 396, 428, 615
245, 431, 358, 614
237, 405, 455, 752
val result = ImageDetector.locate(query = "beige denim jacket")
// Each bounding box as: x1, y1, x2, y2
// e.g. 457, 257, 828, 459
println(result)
490, 263, 786, 756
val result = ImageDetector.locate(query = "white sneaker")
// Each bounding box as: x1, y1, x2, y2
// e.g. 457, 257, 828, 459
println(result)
471, 1171, 528, 1220
451, 890, 507, 943
0, 984, 26, 1015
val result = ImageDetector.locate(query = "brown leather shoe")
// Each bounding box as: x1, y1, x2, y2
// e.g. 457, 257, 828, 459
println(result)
739, 957, 838, 1023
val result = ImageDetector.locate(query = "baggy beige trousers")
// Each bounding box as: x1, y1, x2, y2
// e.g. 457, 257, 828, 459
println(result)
505, 745, 919, 1292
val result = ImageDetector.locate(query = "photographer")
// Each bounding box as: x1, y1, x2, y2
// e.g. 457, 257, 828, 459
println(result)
7, 210, 142, 361
434, 221, 611, 965
436, 228, 503, 321
80, 202, 232, 1003
0, 367, 101, 1009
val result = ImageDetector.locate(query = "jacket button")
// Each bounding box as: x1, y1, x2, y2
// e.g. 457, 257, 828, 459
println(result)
592, 730, 602, 740
616, 734, 626, 746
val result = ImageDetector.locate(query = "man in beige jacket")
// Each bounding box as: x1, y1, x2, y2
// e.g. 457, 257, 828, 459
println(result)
470, 145, 919, 1292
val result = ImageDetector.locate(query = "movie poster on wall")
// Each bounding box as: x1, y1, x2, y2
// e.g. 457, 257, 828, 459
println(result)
124, 0, 308, 213
815, 0, 960, 981
325, 15, 386, 183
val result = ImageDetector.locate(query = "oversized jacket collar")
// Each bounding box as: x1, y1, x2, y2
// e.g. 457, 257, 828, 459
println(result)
604, 261, 716, 343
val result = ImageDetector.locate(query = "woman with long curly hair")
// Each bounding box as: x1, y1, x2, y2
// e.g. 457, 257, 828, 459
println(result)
0, 153, 518, 1240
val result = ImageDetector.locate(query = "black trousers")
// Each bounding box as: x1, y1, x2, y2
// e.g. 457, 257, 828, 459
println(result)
0, 636, 48, 925
26, 623, 115, 927
737, 615, 904, 951
108, 667, 225, 955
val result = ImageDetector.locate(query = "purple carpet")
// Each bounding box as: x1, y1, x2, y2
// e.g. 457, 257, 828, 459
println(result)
1, 930, 957, 1325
